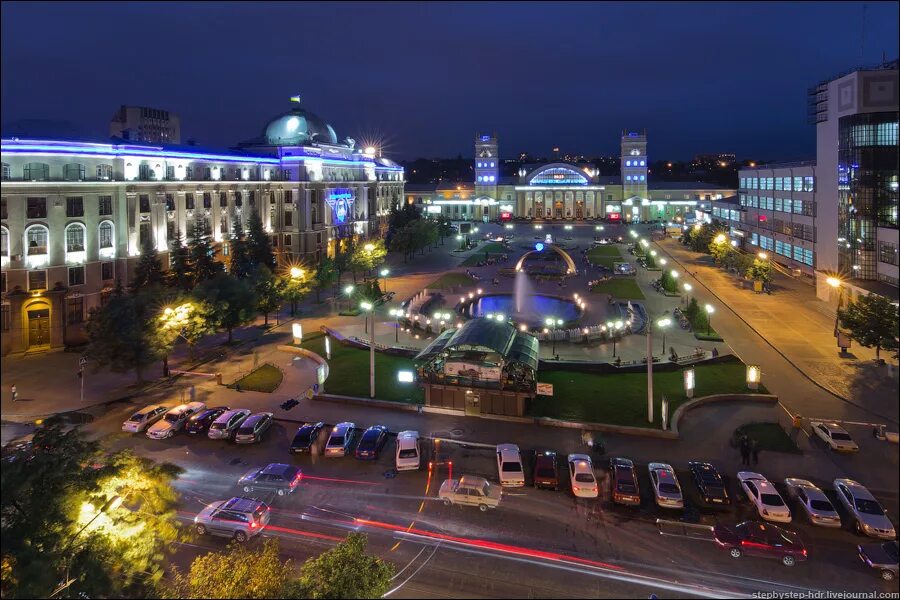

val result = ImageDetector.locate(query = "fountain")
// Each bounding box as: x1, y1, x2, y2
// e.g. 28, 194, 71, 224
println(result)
514, 269, 533, 315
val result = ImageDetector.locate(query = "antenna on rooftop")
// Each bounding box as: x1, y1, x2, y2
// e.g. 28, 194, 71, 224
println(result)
290, 93, 301, 104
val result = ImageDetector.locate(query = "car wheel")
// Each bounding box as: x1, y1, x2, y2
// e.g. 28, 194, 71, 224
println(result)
479, 504, 488, 512
277, 489, 285, 496
195, 524, 207, 536
443, 499, 451, 506
781, 555, 796, 567
243, 486, 252, 493
881, 569, 896, 582
234, 531, 248, 543
729, 548, 742, 559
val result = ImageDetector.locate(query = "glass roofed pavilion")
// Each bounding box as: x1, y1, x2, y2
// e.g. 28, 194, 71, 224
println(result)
414, 318, 538, 417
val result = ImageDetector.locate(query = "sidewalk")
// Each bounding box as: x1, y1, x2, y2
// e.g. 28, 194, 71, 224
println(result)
657, 238, 899, 424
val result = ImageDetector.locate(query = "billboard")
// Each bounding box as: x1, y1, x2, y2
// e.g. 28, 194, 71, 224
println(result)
326, 189, 354, 224
444, 361, 501, 381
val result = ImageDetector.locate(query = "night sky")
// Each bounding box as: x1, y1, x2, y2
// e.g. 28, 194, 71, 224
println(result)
2, 1, 898, 161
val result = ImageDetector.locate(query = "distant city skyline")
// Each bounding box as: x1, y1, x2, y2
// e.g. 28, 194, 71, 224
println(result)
2, 2, 898, 161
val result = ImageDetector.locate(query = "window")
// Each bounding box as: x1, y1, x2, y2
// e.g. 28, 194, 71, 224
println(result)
28, 269, 47, 291
285, 190, 292, 203
283, 234, 291, 247
1, 198, 6, 220
99, 220, 114, 249
65, 223, 86, 253
139, 222, 151, 247
165, 194, 175, 211
234, 192, 242, 207
139, 195, 151, 213
0, 227, 7, 257
26, 225, 48, 255
803, 176, 815, 192
220, 193, 228, 208
66, 295, 84, 323
62, 163, 85, 181
99, 262, 114, 282
248, 191, 255, 206
27, 197, 47, 219
166, 166, 175, 180
775, 177, 783, 191
98, 195, 113, 216
139, 164, 152, 180
186, 166, 194, 179
880, 241, 898, 266
203, 193, 211, 209
24, 162, 49, 181
1, 163, 8, 180
185, 193, 195, 210
68, 266, 85, 287
97, 164, 113, 180
284, 211, 293, 227
66, 197, 84, 217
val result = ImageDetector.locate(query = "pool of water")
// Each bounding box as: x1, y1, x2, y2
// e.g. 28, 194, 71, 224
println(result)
469, 294, 580, 327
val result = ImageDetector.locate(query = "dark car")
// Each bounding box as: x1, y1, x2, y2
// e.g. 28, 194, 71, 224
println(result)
185, 406, 230, 435
290, 422, 325, 454
858, 541, 899, 582
238, 463, 303, 496
713, 521, 807, 567
234, 412, 274, 444
533, 450, 559, 490
689, 461, 731, 505
355, 425, 388, 460
610, 457, 641, 506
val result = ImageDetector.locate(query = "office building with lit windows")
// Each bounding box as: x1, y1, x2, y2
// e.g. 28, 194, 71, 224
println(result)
0, 101, 404, 354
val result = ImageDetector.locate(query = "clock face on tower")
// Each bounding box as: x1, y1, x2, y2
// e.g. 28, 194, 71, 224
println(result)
479, 148, 493, 158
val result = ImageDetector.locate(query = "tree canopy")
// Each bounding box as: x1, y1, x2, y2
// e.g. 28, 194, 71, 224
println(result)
85, 288, 162, 382
195, 273, 259, 344
297, 533, 394, 599
132, 234, 165, 292
839, 293, 899, 359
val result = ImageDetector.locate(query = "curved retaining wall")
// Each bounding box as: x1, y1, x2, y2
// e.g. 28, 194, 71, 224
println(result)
276, 344, 329, 384
669, 393, 779, 435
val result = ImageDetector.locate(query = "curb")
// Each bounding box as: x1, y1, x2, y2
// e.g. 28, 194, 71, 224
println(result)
656, 241, 899, 426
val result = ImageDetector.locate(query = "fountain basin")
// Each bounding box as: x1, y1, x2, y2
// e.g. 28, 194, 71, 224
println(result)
468, 294, 581, 328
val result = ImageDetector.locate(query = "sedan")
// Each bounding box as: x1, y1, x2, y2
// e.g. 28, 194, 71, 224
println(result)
533, 450, 560, 490
688, 461, 730, 506
738, 472, 791, 523
355, 425, 389, 460
714, 521, 807, 567
290, 422, 325, 454
783, 478, 841, 528
185, 406, 229, 435
567, 454, 598, 498
147, 402, 206, 440
234, 412, 273, 444
610, 457, 640, 506
238, 463, 303, 496
122, 404, 168, 433
858, 541, 899, 581
834, 478, 896, 539
325, 422, 356, 457
811, 421, 859, 452
649, 462, 683, 509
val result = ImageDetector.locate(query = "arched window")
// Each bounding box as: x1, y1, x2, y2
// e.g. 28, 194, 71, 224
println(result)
63, 163, 86, 181
25, 224, 49, 256
98, 220, 115, 252
0, 226, 9, 259
23, 162, 50, 181
65, 222, 86, 254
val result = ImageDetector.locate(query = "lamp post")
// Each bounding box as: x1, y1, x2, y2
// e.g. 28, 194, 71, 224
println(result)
545, 317, 563, 357
344, 284, 354, 312
826, 277, 843, 336
456, 234, 464, 251
613, 320, 624, 357
389, 308, 402, 342
705, 303, 715, 336
360, 301, 375, 398
657, 317, 672, 357
683, 282, 692, 306
380, 268, 390, 295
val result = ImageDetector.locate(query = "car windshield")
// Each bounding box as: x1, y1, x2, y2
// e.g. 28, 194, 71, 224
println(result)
536, 468, 556, 478
856, 498, 884, 515
481, 483, 491, 496
575, 473, 595, 483
327, 434, 344, 446
701, 471, 723, 485
164, 412, 182, 423
398, 448, 418, 459
810, 499, 834, 512
761, 493, 785, 506
210, 422, 225, 430
293, 429, 312, 444
128, 413, 145, 422
659, 483, 680, 494
237, 424, 255, 434
831, 431, 853, 441
502, 461, 522, 472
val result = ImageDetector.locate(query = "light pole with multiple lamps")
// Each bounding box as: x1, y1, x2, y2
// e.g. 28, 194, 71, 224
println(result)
360, 301, 375, 398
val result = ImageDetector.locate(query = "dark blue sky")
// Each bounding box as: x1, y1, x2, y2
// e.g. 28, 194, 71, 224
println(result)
2, 1, 898, 161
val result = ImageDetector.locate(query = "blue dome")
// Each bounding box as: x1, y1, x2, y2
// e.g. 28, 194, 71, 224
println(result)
263, 107, 338, 146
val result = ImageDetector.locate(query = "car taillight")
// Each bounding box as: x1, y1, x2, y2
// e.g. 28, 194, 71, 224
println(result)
573, 485, 579, 491
250, 521, 256, 528
801, 549, 807, 556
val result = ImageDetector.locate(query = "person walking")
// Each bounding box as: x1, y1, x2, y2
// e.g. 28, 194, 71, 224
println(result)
11, 384, 17, 402
739, 435, 751, 466
751, 439, 760, 466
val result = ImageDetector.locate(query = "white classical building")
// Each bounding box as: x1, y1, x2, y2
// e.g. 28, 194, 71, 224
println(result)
0, 101, 404, 354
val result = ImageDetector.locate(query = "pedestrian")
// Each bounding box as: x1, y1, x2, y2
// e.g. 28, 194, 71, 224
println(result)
11, 384, 17, 402
751, 439, 760, 466
739, 435, 751, 466
711, 347, 719, 358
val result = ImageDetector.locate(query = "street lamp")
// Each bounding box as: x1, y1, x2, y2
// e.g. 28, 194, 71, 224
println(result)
826, 276, 844, 335
360, 301, 375, 398
704, 303, 715, 336
290, 266, 304, 279
380, 268, 390, 295
757, 252, 768, 260
613, 320, 624, 357
714, 233, 727, 245
683, 282, 692, 305
657, 317, 672, 356
456, 234, 464, 250
389, 308, 403, 342
545, 317, 563, 357
344, 284, 354, 312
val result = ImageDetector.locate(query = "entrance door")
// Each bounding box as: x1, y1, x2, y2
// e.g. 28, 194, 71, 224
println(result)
575, 202, 584, 219
554, 202, 563, 219
464, 391, 481, 416
28, 308, 50, 348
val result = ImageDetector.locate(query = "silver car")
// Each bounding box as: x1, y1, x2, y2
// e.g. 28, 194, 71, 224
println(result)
208, 409, 251, 440
834, 478, 896, 539
649, 462, 683, 509
193, 497, 270, 543
234, 412, 273, 444
784, 478, 841, 528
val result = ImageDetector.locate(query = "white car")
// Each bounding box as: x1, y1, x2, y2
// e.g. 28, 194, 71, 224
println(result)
146, 402, 206, 440
783, 478, 842, 528
737, 471, 791, 523
649, 462, 684, 509
811, 421, 859, 452
324, 422, 356, 457
834, 478, 896, 539
122, 404, 168, 433
567, 454, 598, 498
208, 408, 251, 440
496, 444, 525, 487
395, 431, 421, 471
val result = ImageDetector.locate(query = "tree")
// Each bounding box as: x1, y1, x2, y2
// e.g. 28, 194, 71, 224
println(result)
350, 239, 387, 281
228, 220, 253, 279
297, 533, 393, 600
158, 539, 296, 600
155, 298, 216, 366
168, 230, 193, 291
313, 257, 337, 302
188, 220, 224, 285
644, 251, 657, 269
253, 265, 285, 326
85, 288, 161, 382
659, 271, 679, 293
245, 210, 275, 270
335, 238, 355, 283
132, 234, 165, 292
1, 426, 182, 599
281, 264, 314, 316
195, 273, 258, 344
838, 293, 900, 360
745, 258, 772, 284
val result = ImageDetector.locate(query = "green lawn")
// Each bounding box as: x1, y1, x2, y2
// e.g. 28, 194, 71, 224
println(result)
426, 272, 476, 290
302, 332, 423, 404
734, 423, 800, 454
587, 246, 624, 269
479, 242, 507, 254
229, 363, 283, 393
532, 358, 765, 428
589, 278, 645, 300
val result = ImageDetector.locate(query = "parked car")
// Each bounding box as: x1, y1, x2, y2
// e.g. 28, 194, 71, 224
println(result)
122, 404, 168, 433
834, 478, 896, 539
649, 462, 684, 509
439, 475, 502, 511
688, 461, 730, 505
737, 472, 791, 523
208, 409, 251, 440
355, 425, 389, 460
783, 478, 841, 527
234, 412, 273, 444
533, 450, 560, 490
147, 402, 206, 440
238, 463, 303, 496
395, 431, 421, 471
567, 454, 598, 498
713, 521, 807, 567
194, 497, 271, 542
325, 422, 356, 457
185, 406, 229, 435
496, 444, 525, 487
858, 541, 899, 581
811, 421, 859, 452
609, 457, 641, 506
290, 422, 325, 454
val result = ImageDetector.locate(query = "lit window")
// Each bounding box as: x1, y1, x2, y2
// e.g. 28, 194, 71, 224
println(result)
626, 161, 632, 167
640, 161, 645, 166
